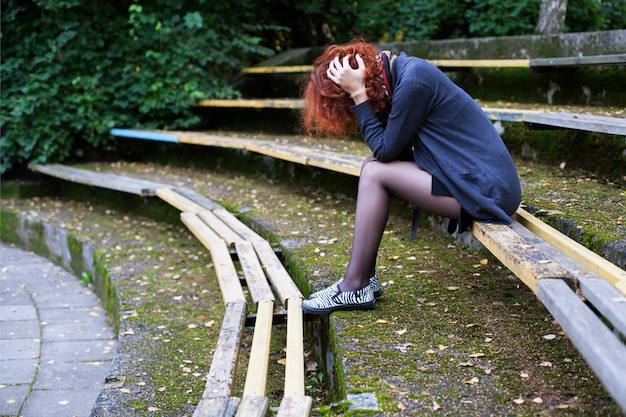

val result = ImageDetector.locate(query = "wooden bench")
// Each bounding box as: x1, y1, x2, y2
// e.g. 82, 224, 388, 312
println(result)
238, 54, 626, 73
107, 129, 626, 411
29, 164, 312, 417
189, 101, 626, 136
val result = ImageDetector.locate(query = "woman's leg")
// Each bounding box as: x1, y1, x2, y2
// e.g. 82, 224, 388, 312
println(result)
340, 158, 461, 292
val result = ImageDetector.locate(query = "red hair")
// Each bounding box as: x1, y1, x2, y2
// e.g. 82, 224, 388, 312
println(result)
301, 39, 389, 137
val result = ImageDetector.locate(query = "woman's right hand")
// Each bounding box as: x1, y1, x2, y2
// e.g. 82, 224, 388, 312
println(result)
327, 54, 368, 103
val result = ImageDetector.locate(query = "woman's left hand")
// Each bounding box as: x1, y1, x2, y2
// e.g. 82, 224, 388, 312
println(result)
327, 54, 367, 101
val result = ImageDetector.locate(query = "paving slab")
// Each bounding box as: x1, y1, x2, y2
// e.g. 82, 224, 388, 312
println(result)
0, 242, 117, 417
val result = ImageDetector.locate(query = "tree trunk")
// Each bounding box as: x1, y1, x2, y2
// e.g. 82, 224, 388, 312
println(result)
536, 0, 568, 34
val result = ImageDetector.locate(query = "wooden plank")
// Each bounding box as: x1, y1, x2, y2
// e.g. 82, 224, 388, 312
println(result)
198, 210, 245, 247
252, 239, 303, 304
514, 209, 626, 296
470, 220, 572, 293
110, 128, 179, 142
530, 54, 626, 68
235, 395, 269, 417
578, 277, 626, 337
174, 187, 222, 211
277, 395, 313, 417
537, 279, 626, 411
196, 302, 247, 402
521, 112, 626, 135
29, 164, 166, 196
428, 58, 530, 68
235, 241, 275, 303
241, 65, 312, 74
193, 396, 240, 417
195, 98, 304, 109
181, 212, 246, 304
177, 132, 251, 150
156, 188, 206, 213
510, 221, 626, 336
284, 297, 306, 396
242, 300, 274, 397
212, 208, 266, 243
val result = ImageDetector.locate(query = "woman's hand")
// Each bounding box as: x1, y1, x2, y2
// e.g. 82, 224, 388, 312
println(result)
326, 54, 368, 103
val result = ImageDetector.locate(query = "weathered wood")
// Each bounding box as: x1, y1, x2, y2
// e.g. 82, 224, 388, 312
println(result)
177, 132, 251, 150
514, 209, 626, 295
470, 220, 572, 293
537, 279, 626, 411
530, 53, 626, 67
284, 297, 306, 397
252, 239, 304, 304
181, 212, 246, 304
156, 188, 206, 213
235, 241, 275, 303
578, 277, 626, 337
509, 221, 626, 336
193, 396, 240, 417
429, 58, 529, 68
212, 208, 266, 243
29, 164, 167, 196
194, 302, 247, 408
198, 210, 245, 247
196, 98, 304, 109
242, 300, 274, 397
521, 111, 626, 136
175, 187, 222, 211
235, 395, 269, 417
277, 395, 313, 417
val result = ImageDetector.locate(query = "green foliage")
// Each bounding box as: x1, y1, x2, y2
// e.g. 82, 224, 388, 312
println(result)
1, 0, 279, 173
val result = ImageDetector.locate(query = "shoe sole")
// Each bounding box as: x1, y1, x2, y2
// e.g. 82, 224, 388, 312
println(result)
302, 300, 376, 315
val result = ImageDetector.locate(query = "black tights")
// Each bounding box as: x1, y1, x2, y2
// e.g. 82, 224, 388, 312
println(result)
340, 158, 461, 292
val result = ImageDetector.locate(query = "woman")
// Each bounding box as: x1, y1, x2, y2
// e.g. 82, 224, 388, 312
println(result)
300, 39, 521, 315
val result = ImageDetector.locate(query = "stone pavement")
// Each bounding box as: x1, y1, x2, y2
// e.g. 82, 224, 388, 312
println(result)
0, 242, 117, 417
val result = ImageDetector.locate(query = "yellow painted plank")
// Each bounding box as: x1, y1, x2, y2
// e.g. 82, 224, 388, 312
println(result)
470, 220, 572, 293
176, 132, 250, 150
284, 297, 305, 397
181, 212, 246, 304
197, 209, 244, 247
156, 188, 206, 213
514, 209, 626, 296
242, 300, 274, 397
196, 98, 304, 109
241, 65, 313, 74
252, 239, 303, 304
235, 241, 275, 303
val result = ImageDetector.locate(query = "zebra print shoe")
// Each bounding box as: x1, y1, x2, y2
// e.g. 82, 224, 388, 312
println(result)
309, 274, 383, 300
301, 284, 376, 315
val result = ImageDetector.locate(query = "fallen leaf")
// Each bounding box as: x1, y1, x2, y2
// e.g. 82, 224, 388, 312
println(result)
539, 361, 552, 367
466, 323, 478, 328
432, 400, 441, 410
484, 337, 493, 343
543, 334, 556, 340
480, 259, 488, 265
469, 352, 485, 358
158, 387, 166, 392
188, 323, 198, 329
438, 345, 449, 350
376, 319, 390, 324
277, 358, 287, 365
520, 372, 529, 379
395, 328, 408, 335
204, 320, 215, 327
148, 407, 160, 412
447, 286, 459, 291
120, 388, 131, 394
513, 397, 525, 405
532, 397, 543, 404
58, 400, 70, 405
464, 377, 479, 385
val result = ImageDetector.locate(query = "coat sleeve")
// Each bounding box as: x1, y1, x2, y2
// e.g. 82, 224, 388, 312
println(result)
352, 76, 435, 162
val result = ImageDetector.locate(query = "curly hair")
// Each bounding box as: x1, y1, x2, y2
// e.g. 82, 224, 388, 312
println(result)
301, 39, 389, 137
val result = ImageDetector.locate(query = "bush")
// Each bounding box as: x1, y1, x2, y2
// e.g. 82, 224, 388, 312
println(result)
1, 0, 279, 173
